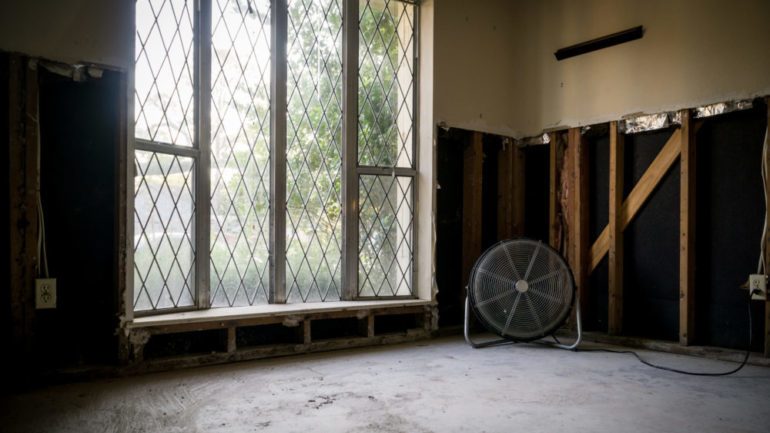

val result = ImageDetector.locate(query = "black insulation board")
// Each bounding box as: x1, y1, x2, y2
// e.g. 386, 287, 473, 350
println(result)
695, 101, 766, 351
523, 145, 550, 243
622, 127, 680, 341
1, 52, 9, 355
435, 128, 466, 326
587, 133, 609, 331
36, 68, 120, 366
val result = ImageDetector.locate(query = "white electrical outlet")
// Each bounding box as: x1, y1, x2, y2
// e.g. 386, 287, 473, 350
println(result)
749, 274, 767, 301
35, 278, 57, 309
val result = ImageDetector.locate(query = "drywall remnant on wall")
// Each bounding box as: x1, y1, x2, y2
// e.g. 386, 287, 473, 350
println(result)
0, 0, 132, 69
511, 0, 770, 137
434, 0, 520, 137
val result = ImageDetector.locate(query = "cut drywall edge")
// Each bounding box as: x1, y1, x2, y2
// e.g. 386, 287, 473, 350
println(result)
533, 89, 770, 139
437, 91, 770, 142
434, 118, 522, 139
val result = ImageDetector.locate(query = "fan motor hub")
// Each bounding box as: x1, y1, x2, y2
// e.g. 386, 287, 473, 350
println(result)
515, 280, 529, 293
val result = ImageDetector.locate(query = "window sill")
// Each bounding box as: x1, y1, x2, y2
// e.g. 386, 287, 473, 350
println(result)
129, 299, 434, 329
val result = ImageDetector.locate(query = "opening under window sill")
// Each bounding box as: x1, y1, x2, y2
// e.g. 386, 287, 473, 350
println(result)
129, 299, 434, 329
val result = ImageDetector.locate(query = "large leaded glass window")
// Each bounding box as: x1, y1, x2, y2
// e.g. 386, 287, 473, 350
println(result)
132, 0, 418, 314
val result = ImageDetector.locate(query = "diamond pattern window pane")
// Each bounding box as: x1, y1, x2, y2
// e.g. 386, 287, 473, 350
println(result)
135, 0, 196, 147
210, 0, 272, 307
286, 0, 343, 303
134, 151, 196, 311
358, 0, 415, 168
358, 175, 413, 297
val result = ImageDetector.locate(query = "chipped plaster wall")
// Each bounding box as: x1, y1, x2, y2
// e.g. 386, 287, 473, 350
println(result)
0, 0, 132, 69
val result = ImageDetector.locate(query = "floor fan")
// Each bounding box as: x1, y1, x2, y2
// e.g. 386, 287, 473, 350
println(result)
464, 239, 582, 350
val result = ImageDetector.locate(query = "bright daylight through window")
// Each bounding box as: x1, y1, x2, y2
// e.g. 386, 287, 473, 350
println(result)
132, 0, 417, 314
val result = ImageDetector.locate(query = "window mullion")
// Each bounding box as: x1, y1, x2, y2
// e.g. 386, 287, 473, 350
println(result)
411, 3, 420, 302
125, 0, 137, 322
195, 0, 212, 309
270, 0, 288, 304
342, 0, 360, 301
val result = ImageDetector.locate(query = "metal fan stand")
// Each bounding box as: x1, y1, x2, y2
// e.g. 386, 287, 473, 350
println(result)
463, 293, 583, 350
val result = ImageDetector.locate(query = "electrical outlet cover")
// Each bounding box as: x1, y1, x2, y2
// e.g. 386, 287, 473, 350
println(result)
35, 278, 57, 309
749, 274, 767, 301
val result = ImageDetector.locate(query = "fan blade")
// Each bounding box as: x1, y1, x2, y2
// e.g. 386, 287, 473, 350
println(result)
477, 268, 517, 287
502, 243, 523, 280
523, 242, 542, 280
524, 293, 545, 336
502, 292, 522, 334
476, 288, 516, 307
528, 287, 563, 304
528, 268, 564, 286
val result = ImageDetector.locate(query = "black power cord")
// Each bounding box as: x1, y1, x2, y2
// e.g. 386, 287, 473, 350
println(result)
573, 289, 760, 376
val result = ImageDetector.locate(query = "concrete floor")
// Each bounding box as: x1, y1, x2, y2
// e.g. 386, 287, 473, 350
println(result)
2, 336, 770, 433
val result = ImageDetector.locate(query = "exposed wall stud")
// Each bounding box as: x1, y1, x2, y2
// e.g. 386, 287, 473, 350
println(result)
8, 55, 35, 357
512, 145, 526, 237
608, 121, 625, 335
548, 132, 559, 248
461, 132, 483, 297
497, 140, 513, 239
227, 327, 237, 353
118, 66, 131, 362
764, 96, 770, 357
568, 128, 589, 317
303, 319, 312, 345
679, 110, 696, 346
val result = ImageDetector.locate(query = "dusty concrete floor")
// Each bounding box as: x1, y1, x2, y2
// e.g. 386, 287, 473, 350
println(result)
2, 336, 770, 433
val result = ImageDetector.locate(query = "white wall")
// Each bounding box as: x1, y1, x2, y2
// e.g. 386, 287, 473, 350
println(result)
3, 0, 769, 136
0, 0, 132, 69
